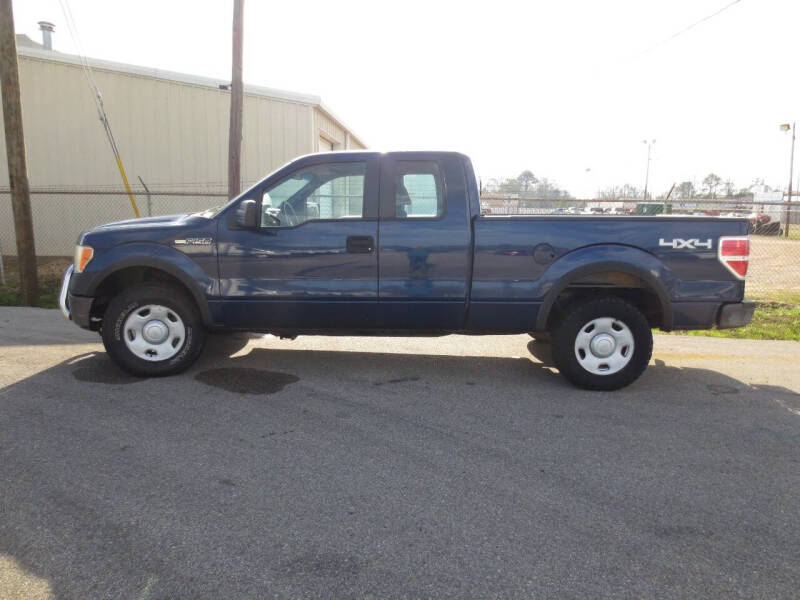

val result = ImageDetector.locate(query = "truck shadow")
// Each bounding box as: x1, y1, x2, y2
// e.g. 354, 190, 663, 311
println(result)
1, 336, 799, 599
53, 335, 800, 406
61, 339, 569, 393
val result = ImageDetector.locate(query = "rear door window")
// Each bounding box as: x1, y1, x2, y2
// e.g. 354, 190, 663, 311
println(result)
393, 161, 444, 219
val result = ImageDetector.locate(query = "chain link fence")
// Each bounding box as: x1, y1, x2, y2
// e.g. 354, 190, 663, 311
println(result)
0, 188, 228, 289
0, 188, 228, 257
1, 188, 798, 297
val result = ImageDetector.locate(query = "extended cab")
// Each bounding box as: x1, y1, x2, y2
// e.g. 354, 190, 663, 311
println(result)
60, 151, 754, 390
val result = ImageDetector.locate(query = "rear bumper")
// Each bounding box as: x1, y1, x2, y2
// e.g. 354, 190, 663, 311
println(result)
717, 300, 755, 329
669, 299, 754, 330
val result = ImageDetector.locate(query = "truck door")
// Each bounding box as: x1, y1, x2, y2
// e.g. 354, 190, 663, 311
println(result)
377, 153, 472, 329
216, 154, 380, 329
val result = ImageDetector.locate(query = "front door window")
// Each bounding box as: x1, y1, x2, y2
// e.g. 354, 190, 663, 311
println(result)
261, 162, 366, 227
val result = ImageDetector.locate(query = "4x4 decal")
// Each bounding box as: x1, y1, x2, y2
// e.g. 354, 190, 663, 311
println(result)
658, 238, 712, 250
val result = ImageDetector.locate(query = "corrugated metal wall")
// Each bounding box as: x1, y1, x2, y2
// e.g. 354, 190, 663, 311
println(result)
0, 52, 315, 190
0, 190, 227, 256
0, 50, 365, 255
314, 108, 366, 151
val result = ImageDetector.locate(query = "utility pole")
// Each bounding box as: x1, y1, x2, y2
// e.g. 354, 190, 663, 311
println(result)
0, 0, 38, 305
642, 139, 655, 202
227, 0, 244, 200
780, 122, 795, 238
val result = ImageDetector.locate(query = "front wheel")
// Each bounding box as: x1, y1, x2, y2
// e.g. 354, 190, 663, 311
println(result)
551, 297, 652, 391
101, 283, 206, 376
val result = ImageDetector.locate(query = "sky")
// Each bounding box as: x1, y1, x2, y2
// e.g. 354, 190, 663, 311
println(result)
14, 0, 800, 198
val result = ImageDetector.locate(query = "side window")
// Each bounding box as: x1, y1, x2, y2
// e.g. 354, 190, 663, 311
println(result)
261, 162, 366, 227
394, 161, 444, 219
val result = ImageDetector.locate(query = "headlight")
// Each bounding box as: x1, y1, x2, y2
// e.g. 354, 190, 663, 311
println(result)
73, 245, 94, 273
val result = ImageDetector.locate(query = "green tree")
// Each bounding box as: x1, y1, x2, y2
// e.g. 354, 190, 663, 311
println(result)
723, 178, 736, 197
483, 172, 570, 199
676, 181, 696, 199
703, 173, 722, 198
497, 178, 522, 193
597, 184, 641, 200
516, 170, 538, 192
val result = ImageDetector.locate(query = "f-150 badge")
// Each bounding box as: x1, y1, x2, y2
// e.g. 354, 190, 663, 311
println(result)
658, 238, 712, 249
174, 237, 213, 246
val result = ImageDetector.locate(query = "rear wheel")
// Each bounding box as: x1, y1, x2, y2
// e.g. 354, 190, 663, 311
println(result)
101, 283, 206, 376
551, 296, 652, 391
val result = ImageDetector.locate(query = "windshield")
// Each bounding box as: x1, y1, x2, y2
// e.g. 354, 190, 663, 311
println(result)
205, 161, 295, 219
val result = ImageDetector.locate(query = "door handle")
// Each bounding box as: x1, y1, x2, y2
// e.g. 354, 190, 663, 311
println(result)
346, 235, 375, 253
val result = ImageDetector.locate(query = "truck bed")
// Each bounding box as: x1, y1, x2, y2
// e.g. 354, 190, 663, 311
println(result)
466, 215, 748, 331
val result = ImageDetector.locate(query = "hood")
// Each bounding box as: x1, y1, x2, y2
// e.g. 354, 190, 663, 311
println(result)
95, 213, 190, 230
80, 211, 217, 250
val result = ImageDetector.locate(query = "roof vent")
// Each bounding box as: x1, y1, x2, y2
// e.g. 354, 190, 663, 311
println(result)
37, 21, 55, 51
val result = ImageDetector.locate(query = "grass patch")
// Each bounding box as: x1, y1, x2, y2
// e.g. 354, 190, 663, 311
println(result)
749, 290, 800, 305
667, 291, 800, 342
0, 256, 71, 309
679, 302, 800, 341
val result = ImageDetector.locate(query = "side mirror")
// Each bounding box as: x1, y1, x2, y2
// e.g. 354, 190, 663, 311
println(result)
235, 199, 258, 228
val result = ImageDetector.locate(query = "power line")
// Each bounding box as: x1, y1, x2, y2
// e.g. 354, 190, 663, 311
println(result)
57, 0, 100, 110
636, 0, 744, 58
56, 0, 140, 217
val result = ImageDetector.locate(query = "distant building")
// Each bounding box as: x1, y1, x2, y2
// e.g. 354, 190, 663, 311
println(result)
4, 34, 365, 190
0, 29, 367, 254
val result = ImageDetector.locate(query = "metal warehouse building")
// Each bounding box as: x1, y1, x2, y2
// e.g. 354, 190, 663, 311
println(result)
0, 34, 366, 255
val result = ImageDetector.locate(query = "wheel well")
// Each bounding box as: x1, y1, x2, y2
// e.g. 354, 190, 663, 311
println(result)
545, 271, 665, 330
91, 266, 200, 324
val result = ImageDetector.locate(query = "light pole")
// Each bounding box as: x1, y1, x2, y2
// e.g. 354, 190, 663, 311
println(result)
780, 123, 795, 237
642, 139, 655, 201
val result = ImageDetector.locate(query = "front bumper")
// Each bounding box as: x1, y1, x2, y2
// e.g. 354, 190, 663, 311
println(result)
59, 266, 94, 329
58, 265, 73, 318
717, 300, 755, 329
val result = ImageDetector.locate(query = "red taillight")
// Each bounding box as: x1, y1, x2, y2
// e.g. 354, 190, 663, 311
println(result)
718, 236, 749, 279
725, 259, 748, 278
720, 238, 749, 257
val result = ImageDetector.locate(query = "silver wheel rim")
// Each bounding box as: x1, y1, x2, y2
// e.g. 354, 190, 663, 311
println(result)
122, 304, 186, 362
574, 317, 634, 375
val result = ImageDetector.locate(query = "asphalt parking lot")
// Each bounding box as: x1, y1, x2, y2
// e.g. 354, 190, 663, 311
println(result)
1, 307, 799, 599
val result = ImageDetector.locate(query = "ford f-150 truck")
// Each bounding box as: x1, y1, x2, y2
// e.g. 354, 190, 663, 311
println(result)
59, 151, 754, 390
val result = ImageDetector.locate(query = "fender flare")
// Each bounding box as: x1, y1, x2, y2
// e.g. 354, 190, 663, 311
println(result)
534, 246, 675, 331
77, 243, 216, 327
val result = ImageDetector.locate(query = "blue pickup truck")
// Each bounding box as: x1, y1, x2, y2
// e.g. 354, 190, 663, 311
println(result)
59, 151, 753, 390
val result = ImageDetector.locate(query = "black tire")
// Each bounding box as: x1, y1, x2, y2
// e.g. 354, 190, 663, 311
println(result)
101, 283, 206, 377
551, 296, 652, 391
